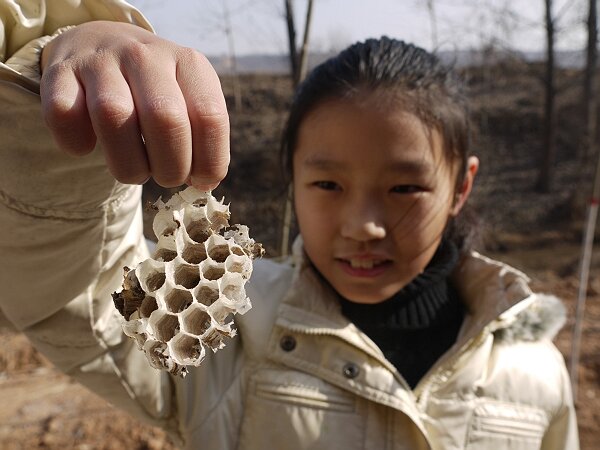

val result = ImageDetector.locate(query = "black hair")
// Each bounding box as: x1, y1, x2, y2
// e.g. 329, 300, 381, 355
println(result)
281, 36, 479, 252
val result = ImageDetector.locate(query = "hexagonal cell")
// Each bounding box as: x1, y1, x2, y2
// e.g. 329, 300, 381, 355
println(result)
153, 210, 180, 238
179, 186, 209, 207
187, 220, 211, 243
194, 281, 220, 306
170, 333, 204, 363
205, 197, 230, 229
220, 272, 245, 303
165, 289, 193, 313
174, 263, 201, 289
183, 207, 212, 243
207, 209, 230, 231
208, 301, 234, 325
202, 327, 229, 350
181, 241, 207, 264
142, 339, 169, 368
140, 296, 158, 318
146, 271, 166, 292
206, 235, 231, 263
153, 235, 178, 262
201, 261, 225, 281
122, 320, 147, 347
154, 247, 177, 262
181, 305, 212, 336
137, 260, 166, 293
225, 254, 250, 275
230, 245, 246, 257
149, 312, 180, 342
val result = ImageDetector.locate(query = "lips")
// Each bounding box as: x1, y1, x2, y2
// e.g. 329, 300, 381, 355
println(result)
336, 255, 392, 277
348, 258, 387, 269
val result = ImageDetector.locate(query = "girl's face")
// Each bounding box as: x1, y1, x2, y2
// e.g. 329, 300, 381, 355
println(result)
293, 96, 478, 304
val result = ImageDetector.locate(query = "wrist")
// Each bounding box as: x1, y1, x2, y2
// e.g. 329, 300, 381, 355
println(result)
39, 26, 77, 75
4, 26, 75, 85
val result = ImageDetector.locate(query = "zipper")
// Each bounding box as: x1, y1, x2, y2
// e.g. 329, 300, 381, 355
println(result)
413, 328, 490, 407
278, 320, 415, 392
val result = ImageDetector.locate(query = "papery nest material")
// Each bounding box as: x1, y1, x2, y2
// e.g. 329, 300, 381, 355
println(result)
112, 186, 264, 377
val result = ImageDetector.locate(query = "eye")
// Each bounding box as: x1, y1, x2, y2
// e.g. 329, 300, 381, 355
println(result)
313, 181, 341, 191
390, 185, 423, 194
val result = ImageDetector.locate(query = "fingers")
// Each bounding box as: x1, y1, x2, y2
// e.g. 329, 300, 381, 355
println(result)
80, 60, 149, 185
40, 63, 96, 155
39, 22, 230, 190
176, 49, 230, 190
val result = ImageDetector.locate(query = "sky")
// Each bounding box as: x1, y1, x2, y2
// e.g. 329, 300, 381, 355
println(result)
128, 0, 588, 57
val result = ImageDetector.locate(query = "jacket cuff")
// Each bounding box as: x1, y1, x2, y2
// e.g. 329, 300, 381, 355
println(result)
4, 25, 75, 84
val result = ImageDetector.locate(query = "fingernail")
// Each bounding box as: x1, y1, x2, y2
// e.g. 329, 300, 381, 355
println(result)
191, 177, 219, 192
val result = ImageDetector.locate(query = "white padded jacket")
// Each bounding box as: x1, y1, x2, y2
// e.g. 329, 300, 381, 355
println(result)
0, 2, 579, 449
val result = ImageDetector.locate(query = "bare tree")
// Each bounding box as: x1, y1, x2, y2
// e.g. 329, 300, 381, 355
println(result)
281, 0, 315, 257
426, 0, 439, 49
570, 0, 599, 403
222, 0, 243, 112
284, 0, 299, 84
582, 0, 598, 160
536, 0, 557, 193
284, 0, 314, 87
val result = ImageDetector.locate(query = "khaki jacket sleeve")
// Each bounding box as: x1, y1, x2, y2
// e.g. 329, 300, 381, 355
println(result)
0, 0, 152, 89
0, 0, 182, 445
541, 350, 580, 450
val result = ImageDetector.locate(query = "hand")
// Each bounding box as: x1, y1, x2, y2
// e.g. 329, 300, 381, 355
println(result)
40, 21, 229, 190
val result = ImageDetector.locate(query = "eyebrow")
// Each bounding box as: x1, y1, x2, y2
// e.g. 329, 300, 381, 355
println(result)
302, 156, 346, 170
387, 160, 432, 174
302, 155, 432, 174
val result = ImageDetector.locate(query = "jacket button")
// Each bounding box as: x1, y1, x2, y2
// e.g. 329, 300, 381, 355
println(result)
343, 362, 360, 379
280, 335, 296, 352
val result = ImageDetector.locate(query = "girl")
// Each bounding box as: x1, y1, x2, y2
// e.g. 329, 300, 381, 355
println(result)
0, 4, 578, 449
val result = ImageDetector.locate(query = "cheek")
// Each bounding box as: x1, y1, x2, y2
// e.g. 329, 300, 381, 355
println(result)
389, 195, 454, 243
294, 192, 332, 237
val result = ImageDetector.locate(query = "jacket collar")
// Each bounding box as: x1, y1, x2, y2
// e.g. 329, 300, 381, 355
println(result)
281, 237, 536, 362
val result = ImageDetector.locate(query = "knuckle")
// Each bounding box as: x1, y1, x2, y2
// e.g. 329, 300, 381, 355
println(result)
41, 66, 87, 123
91, 94, 133, 127
200, 115, 230, 149
144, 96, 189, 131
178, 46, 203, 63
178, 46, 214, 73
189, 97, 228, 119
122, 39, 154, 65
201, 113, 230, 133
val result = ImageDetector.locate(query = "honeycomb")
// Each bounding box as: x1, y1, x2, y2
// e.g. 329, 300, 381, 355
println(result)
112, 187, 263, 377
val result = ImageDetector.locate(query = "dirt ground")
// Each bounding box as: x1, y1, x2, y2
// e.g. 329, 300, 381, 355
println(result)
2, 67, 600, 449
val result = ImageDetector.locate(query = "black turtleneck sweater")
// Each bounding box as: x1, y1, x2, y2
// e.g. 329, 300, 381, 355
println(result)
338, 241, 464, 389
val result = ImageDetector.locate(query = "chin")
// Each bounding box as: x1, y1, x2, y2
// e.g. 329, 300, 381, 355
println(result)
337, 289, 391, 304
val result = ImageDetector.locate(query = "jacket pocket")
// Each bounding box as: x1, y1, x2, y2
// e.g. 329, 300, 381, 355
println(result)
255, 380, 356, 413
238, 368, 365, 450
466, 399, 548, 449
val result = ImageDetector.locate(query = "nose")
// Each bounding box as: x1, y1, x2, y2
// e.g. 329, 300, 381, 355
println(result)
340, 200, 386, 242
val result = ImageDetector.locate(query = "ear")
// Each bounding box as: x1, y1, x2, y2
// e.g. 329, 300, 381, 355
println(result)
451, 156, 479, 216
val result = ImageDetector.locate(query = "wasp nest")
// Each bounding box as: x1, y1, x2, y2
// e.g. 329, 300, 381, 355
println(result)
112, 186, 263, 377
